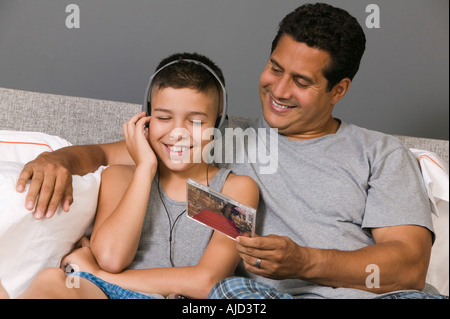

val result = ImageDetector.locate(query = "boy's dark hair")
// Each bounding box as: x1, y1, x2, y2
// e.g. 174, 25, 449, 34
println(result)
271, 3, 366, 91
151, 52, 225, 111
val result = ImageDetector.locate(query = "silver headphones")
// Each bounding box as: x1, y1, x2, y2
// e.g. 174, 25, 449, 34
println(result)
142, 59, 228, 133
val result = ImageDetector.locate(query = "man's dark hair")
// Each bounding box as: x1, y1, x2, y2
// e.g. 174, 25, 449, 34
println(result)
151, 52, 225, 109
271, 3, 366, 91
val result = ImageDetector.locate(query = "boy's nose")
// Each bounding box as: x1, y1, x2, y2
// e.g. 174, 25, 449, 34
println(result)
169, 127, 189, 141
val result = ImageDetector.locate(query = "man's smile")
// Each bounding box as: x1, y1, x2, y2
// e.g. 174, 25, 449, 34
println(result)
269, 95, 296, 113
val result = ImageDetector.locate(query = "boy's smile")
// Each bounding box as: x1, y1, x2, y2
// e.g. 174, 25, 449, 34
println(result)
164, 143, 193, 158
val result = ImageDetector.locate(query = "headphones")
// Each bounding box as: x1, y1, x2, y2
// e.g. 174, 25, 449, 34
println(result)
142, 59, 228, 134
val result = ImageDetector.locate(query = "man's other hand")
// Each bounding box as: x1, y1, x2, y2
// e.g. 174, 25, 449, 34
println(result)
16, 152, 73, 219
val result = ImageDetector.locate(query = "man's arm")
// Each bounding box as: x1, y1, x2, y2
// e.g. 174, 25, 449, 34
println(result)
237, 224, 432, 293
16, 140, 131, 219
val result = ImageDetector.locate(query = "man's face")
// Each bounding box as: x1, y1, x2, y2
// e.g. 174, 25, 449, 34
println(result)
259, 34, 342, 140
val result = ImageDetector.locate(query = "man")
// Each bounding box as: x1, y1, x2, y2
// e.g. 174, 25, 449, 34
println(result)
15, 3, 444, 298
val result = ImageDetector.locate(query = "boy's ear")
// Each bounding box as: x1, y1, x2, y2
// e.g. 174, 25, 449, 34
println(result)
331, 78, 351, 105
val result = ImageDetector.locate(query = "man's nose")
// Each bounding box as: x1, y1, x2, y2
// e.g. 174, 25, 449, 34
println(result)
271, 75, 292, 101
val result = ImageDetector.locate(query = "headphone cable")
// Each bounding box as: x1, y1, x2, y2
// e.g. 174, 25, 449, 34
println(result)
157, 165, 210, 267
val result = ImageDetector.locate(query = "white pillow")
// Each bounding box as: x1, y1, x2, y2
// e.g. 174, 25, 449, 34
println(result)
0, 130, 72, 163
410, 149, 449, 296
0, 161, 105, 298
0, 130, 104, 298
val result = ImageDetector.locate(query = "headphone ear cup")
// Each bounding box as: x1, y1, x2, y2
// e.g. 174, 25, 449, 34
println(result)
210, 117, 221, 140
213, 114, 228, 141
214, 117, 221, 130
143, 101, 150, 128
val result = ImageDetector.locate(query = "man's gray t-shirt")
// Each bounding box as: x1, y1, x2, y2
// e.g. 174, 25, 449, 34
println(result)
218, 116, 433, 298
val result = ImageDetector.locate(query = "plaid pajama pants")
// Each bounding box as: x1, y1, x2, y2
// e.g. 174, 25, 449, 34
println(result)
207, 277, 294, 299
207, 277, 448, 299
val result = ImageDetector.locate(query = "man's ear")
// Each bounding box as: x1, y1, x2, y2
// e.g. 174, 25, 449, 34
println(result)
331, 78, 351, 105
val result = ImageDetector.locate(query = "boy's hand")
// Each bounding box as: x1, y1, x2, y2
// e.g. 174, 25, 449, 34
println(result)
61, 237, 101, 276
122, 112, 157, 171
16, 152, 73, 219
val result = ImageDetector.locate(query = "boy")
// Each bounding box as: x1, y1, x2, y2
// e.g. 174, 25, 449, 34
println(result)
1, 52, 259, 299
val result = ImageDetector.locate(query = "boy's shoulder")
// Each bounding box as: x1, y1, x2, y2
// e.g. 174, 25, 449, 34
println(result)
221, 172, 259, 208
225, 173, 256, 186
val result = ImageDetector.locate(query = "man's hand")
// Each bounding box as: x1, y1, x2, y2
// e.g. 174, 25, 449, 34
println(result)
236, 234, 305, 280
16, 151, 73, 219
237, 226, 433, 292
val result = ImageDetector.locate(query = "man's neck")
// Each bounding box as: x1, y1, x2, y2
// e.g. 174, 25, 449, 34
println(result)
284, 118, 341, 141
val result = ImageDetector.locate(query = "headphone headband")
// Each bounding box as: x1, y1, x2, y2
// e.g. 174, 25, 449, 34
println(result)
142, 58, 228, 133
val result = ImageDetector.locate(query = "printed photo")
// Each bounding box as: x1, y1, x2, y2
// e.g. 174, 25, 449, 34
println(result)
186, 179, 256, 239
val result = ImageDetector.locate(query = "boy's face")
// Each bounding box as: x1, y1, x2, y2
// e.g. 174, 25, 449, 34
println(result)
149, 87, 219, 171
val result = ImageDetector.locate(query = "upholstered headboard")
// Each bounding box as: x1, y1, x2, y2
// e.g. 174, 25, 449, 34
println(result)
1, 87, 448, 167
0, 87, 140, 145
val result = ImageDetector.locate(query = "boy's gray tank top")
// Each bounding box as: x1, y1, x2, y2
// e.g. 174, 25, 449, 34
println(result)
128, 168, 232, 270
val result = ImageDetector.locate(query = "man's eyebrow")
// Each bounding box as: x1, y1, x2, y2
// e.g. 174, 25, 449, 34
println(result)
270, 58, 315, 84
270, 58, 284, 71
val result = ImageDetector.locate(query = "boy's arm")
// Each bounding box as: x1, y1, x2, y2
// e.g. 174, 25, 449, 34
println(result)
98, 230, 241, 298
95, 174, 260, 298
90, 113, 157, 273
16, 140, 131, 219
89, 164, 154, 273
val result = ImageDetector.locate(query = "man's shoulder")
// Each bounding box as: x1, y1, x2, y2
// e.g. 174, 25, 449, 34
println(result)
341, 121, 406, 151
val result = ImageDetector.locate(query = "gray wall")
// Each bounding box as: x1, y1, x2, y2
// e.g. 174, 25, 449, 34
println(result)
0, 0, 448, 140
